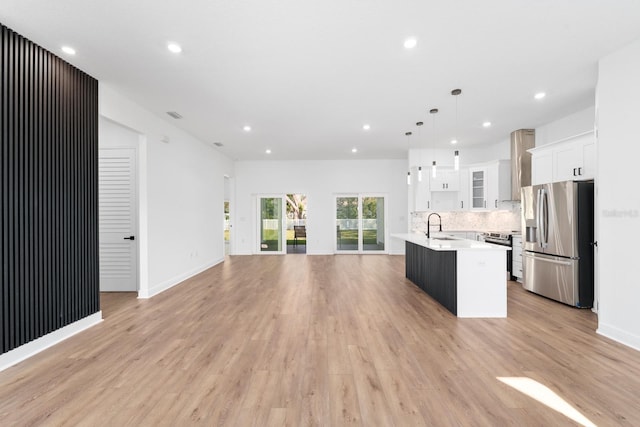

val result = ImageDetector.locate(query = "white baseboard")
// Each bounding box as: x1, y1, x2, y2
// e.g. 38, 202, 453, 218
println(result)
0, 312, 103, 372
139, 257, 224, 299
597, 323, 640, 352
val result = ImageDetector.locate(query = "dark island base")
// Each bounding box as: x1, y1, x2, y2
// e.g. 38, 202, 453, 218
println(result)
405, 241, 457, 315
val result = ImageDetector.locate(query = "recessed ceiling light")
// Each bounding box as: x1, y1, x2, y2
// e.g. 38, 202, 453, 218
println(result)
482, 121, 492, 128
362, 124, 371, 131
167, 42, 182, 54
352, 148, 358, 153
404, 38, 417, 49
265, 149, 271, 154
61, 46, 76, 55
534, 92, 546, 100
450, 139, 458, 145
243, 125, 251, 132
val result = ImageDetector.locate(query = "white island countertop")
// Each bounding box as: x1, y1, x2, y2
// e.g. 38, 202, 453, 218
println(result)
391, 233, 512, 251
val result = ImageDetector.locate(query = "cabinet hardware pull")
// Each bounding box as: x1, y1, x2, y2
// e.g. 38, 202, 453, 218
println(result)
573, 168, 577, 176
578, 167, 582, 175
460, 201, 463, 209
495, 199, 498, 208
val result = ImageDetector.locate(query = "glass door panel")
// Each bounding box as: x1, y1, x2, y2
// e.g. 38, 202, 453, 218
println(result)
362, 196, 385, 251
471, 169, 486, 209
259, 197, 284, 253
336, 196, 358, 251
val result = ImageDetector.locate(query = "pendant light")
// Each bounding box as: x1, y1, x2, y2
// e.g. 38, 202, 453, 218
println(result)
405, 131, 412, 185
451, 88, 462, 170
429, 108, 438, 178
416, 122, 424, 181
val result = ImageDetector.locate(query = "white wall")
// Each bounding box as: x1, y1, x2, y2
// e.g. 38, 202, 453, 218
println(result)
233, 159, 408, 255
535, 106, 595, 146
595, 38, 640, 351
99, 84, 234, 298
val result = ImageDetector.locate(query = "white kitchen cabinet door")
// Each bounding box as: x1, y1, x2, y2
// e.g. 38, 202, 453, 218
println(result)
580, 140, 596, 179
414, 171, 432, 211
469, 161, 510, 210
552, 142, 578, 182
531, 150, 553, 185
486, 160, 511, 210
469, 167, 488, 210
429, 168, 460, 192
456, 168, 470, 211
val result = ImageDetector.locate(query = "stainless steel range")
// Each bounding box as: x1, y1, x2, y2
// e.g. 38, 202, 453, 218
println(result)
480, 232, 516, 278
481, 232, 512, 247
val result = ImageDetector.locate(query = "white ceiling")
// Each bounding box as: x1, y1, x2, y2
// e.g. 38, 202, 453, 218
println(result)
2, 0, 640, 160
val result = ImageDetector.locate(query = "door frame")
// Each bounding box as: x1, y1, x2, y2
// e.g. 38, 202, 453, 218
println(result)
223, 175, 233, 256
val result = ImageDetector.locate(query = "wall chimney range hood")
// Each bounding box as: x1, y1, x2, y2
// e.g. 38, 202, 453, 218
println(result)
510, 129, 535, 201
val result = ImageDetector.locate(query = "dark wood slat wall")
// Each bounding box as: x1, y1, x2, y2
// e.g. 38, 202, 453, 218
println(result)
1, 23, 99, 355
405, 241, 457, 315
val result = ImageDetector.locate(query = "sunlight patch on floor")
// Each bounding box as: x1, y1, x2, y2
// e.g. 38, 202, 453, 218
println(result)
497, 377, 596, 427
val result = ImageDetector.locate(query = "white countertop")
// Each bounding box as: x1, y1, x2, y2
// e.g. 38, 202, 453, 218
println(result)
391, 233, 512, 251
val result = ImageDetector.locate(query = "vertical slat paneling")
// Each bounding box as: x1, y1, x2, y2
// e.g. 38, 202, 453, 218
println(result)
0, 22, 99, 355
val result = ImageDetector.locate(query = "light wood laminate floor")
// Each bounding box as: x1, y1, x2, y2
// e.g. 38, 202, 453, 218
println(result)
1, 255, 639, 426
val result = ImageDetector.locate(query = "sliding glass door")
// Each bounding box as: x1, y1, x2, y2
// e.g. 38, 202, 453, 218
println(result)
336, 196, 359, 251
335, 194, 386, 253
362, 196, 385, 251
258, 196, 285, 254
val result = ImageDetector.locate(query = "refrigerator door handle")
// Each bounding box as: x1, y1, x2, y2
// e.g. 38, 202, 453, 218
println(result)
523, 252, 572, 266
540, 188, 549, 249
536, 189, 543, 249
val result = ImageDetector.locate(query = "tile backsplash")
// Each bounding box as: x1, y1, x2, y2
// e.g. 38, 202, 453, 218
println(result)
412, 203, 522, 233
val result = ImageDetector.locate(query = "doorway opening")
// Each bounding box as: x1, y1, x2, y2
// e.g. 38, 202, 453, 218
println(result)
286, 194, 307, 254
224, 200, 230, 255
224, 176, 231, 256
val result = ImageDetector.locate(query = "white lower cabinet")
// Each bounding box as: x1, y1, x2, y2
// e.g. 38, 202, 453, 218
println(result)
511, 235, 523, 282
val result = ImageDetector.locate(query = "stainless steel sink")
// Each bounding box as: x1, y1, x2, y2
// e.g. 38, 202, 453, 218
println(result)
430, 236, 458, 241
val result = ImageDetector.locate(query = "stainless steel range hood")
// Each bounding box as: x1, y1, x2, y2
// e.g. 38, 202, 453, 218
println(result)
510, 129, 535, 201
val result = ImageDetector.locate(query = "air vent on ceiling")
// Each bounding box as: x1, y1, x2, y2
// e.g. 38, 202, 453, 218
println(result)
166, 111, 182, 119
213, 142, 224, 147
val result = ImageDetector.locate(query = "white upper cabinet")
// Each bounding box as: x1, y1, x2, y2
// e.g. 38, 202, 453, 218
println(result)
430, 168, 460, 192
469, 166, 488, 209
531, 150, 553, 185
468, 160, 511, 210
530, 131, 595, 185
487, 160, 511, 209
413, 168, 432, 211
457, 168, 470, 211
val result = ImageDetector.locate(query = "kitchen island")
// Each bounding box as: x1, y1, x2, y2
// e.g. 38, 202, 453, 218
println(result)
392, 233, 510, 318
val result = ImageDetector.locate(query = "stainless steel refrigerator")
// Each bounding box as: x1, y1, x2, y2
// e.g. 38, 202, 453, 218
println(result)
521, 180, 594, 307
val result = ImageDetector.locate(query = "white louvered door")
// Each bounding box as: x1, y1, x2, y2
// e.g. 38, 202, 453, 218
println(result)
99, 148, 138, 291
